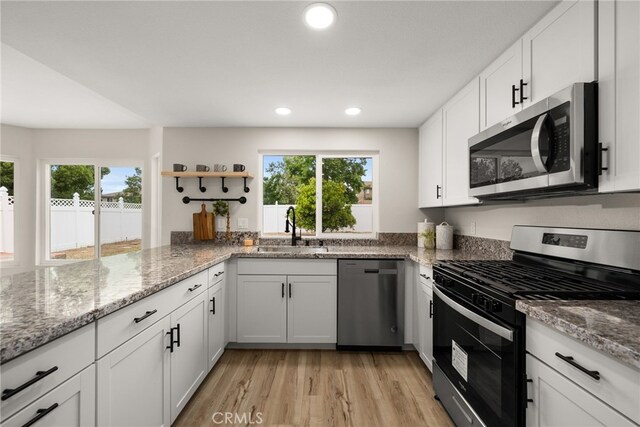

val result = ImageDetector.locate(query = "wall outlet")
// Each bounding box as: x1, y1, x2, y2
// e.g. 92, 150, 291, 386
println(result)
237, 218, 249, 229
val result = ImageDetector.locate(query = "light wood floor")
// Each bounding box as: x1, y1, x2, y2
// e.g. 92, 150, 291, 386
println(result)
174, 349, 453, 427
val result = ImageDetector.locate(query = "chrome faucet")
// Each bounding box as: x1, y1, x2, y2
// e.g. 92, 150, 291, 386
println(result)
284, 206, 301, 246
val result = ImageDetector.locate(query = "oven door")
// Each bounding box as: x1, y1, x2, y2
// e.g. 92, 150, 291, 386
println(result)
433, 285, 520, 427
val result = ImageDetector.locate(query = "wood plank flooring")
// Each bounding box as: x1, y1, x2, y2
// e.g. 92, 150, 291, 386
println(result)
174, 349, 453, 427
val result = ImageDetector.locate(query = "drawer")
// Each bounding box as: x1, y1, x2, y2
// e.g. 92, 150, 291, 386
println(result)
97, 269, 208, 358
209, 262, 225, 287
1, 364, 95, 427
1, 324, 94, 422
418, 265, 433, 289
526, 318, 640, 423
238, 259, 336, 275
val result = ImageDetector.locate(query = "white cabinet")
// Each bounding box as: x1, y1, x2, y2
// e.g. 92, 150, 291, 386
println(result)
598, 0, 640, 193
237, 275, 288, 343
2, 365, 95, 427
418, 110, 443, 208
522, 0, 596, 106
97, 316, 171, 427
479, 41, 523, 130
207, 282, 225, 370
526, 354, 635, 427
442, 77, 480, 207
287, 275, 337, 343
169, 291, 208, 423
416, 266, 433, 372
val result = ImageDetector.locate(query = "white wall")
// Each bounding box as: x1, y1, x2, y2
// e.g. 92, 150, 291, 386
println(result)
1, 124, 35, 275
445, 193, 640, 241
162, 127, 423, 244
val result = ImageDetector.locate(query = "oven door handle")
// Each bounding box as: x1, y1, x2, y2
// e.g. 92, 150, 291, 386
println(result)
531, 113, 550, 174
434, 286, 514, 342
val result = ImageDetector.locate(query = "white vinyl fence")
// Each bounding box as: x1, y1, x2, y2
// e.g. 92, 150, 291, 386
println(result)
0, 188, 142, 254
262, 203, 373, 234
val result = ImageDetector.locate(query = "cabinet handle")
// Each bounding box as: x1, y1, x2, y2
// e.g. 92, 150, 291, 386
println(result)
512, 84, 520, 108
555, 352, 600, 380
21, 403, 59, 427
2, 366, 59, 401
188, 284, 202, 292
436, 185, 441, 199
176, 323, 181, 348
166, 330, 175, 352
214, 271, 224, 277
210, 297, 216, 314
289, 283, 292, 299
429, 300, 433, 318
598, 143, 609, 175
525, 377, 533, 407
419, 274, 430, 280
133, 309, 157, 323
282, 283, 285, 298
519, 79, 528, 104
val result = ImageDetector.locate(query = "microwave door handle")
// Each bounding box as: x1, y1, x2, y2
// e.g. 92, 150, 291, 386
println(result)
531, 113, 550, 174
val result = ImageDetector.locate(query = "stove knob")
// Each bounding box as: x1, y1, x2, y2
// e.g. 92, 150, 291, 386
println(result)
492, 301, 502, 312
476, 295, 485, 307
471, 293, 480, 305
482, 298, 494, 312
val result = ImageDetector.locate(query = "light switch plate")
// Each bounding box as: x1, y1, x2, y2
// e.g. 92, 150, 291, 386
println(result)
237, 218, 249, 229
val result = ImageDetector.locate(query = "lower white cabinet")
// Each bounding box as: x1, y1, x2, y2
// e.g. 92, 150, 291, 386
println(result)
526, 354, 635, 427
97, 316, 171, 427
416, 266, 434, 371
207, 281, 225, 370
2, 365, 95, 427
170, 291, 208, 423
237, 273, 337, 344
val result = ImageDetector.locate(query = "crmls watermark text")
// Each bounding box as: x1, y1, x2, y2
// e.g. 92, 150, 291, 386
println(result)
212, 412, 264, 425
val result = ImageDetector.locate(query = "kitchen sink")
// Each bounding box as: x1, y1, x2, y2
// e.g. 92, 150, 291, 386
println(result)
256, 246, 329, 254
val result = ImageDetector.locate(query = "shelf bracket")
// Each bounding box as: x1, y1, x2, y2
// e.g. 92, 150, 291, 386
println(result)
175, 177, 184, 193
221, 177, 229, 193
243, 177, 250, 193
198, 177, 206, 193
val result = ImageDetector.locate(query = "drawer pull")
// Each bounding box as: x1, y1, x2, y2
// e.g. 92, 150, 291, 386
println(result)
555, 352, 600, 380
419, 274, 430, 280
2, 366, 59, 401
21, 403, 59, 427
188, 284, 202, 292
214, 271, 224, 277
133, 309, 157, 323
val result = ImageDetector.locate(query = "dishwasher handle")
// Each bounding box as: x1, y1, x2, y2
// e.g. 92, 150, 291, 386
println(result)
364, 269, 398, 275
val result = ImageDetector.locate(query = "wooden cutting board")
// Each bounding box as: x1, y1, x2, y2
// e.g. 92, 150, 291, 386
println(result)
193, 203, 215, 240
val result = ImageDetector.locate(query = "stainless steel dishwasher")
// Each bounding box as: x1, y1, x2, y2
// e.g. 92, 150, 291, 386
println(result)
337, 259, 405, 350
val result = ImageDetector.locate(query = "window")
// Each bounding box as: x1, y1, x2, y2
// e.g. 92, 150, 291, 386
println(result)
261, 153, 377, 238
43, 160, 142, 263
0, 159, 15, 262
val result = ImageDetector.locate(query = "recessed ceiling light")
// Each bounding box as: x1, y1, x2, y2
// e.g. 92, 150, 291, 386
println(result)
275, 107, 292, 116
304, 3, 337, 30
345, 107, 362, 116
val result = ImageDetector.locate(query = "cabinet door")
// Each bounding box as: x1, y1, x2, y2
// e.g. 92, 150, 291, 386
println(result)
97, 316, 171, 427
526, 354, 634, 426
287, 275, 337, 343
3, 365, 95, 427
415, 279, 427, 362
207, 283, 225, 371
598, 0, 640, 193
237, 275, 287, 343
418, 110, 444, 208
480, 40, 523, 130
170, 293, 207, 423
522, 0, 596, 106
442, 77, 480, 207
420, 282, 434, 372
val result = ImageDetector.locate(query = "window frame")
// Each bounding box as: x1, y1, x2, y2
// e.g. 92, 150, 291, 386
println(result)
258, 151, 379, 240
0, 155, 19, 267
37, 158, 144, 266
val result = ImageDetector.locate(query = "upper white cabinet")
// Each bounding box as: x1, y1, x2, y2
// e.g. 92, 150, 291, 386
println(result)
598, 0, 640, 193
480, 40, 524, 130
442, 77, 480, 207
418, 110, 443, 208
522, 0, 596, 105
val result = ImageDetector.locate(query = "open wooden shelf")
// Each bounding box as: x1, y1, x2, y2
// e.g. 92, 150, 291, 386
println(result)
161, 171, 254, 179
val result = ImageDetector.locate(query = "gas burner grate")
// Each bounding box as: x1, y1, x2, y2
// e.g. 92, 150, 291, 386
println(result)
439, 260, 640, 300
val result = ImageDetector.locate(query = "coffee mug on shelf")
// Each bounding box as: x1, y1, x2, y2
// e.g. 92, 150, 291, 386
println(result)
173, 163, 187, 172
196, 164, 210, 172
213, 164, 227, 172
233, 164, 246, 172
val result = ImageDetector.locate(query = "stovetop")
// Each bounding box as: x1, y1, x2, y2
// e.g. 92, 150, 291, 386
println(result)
436, 260, 640, 301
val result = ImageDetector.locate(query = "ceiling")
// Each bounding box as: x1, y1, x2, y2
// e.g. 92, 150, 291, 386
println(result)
1, 1, 558, 129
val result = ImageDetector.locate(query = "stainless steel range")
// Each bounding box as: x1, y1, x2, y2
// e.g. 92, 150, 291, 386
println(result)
432, 226, 640, 427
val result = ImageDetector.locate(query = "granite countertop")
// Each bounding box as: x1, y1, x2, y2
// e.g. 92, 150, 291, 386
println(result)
0, 244, 505, 363
517, 300, 640, 370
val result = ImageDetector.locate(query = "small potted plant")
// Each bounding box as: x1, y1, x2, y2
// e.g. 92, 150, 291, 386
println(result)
212, 201, 231, 242
420, 228, 436, 250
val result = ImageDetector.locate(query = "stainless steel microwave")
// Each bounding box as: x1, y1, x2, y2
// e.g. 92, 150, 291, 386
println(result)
468, 82, 598, 200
